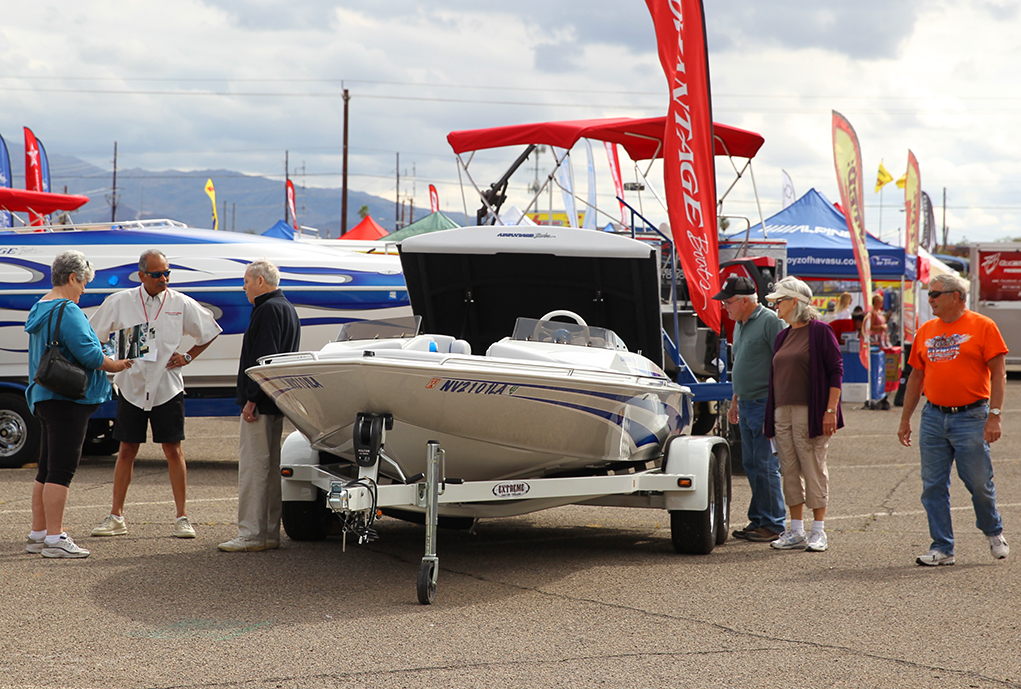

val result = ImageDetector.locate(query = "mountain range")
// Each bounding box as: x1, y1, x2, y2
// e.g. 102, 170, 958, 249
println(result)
4, 145, 466, 237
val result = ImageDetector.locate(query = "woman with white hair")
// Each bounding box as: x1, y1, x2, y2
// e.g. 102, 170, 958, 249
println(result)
764, 276, 844, 552
24, 250, 132, 558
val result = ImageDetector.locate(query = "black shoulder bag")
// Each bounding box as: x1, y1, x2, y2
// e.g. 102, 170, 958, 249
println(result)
33, 300, 89, 400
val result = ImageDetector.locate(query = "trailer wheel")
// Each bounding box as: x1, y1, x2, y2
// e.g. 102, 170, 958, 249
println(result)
691, 401, 716, 436
714, 444, 731, 546
281, 490, 335, 541
0, 393, 40, 469
670, 452, 717, 555
417, 560, 437, 605
82, 419, 120, 457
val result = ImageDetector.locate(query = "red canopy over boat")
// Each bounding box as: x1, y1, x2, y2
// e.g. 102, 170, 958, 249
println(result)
447, 117, 764, 161
0, 188, 90, 215
340, 215, 388, 240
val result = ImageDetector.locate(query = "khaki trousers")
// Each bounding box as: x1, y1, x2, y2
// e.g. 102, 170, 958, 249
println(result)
237, 414, 284, 544
773, 405, 829, 509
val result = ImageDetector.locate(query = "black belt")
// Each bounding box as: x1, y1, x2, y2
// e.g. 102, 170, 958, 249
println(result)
932, 399, 987, 414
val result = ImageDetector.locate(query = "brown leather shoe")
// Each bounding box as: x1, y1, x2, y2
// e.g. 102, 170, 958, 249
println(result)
732, 523, 757, 540
745, 527, 781, 542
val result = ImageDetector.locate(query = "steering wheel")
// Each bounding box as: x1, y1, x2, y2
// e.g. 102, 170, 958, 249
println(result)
537, 310, 590, 346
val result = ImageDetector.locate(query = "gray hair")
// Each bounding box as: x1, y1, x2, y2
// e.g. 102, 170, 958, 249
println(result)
779, 275, 820, 323
930, 272, 968, 298
246, 258, 280, 287
51, 250, 94, 286
138, 249, 167, 271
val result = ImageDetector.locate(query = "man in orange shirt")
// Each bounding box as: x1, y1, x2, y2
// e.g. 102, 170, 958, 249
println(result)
897, 273, 1009, 566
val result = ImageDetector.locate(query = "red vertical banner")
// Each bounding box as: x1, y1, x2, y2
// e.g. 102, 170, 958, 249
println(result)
831, 111, 871, 368
428, 184, 439, 213
23, 127, 45, 225
645, 0, 720, 333
286, 179, 297, 229
604, 141, 627, 226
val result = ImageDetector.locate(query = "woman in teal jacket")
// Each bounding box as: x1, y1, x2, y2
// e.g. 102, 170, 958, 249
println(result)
24, 250, 131, 559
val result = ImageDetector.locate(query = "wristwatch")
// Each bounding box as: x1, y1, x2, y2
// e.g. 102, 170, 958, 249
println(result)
990, 408, 1002, 416
825, 408, 836, 414
183, 353, 192, 363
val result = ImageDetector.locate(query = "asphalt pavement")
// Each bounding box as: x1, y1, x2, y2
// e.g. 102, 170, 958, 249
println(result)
2, 385, 1020, 688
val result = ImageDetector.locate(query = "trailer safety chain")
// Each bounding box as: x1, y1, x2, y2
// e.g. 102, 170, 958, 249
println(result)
339, 476, 379, 545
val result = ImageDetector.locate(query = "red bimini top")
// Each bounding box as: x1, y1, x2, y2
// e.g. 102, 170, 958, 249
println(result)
447, 116, 764, 161
0, 188, 90, 215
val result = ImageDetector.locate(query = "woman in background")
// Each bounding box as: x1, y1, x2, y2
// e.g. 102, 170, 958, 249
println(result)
765, 276, 844, 552
24, 250, 131, 558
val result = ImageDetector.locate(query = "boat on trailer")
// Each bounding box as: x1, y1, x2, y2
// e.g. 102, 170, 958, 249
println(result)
248, 225, 731, 604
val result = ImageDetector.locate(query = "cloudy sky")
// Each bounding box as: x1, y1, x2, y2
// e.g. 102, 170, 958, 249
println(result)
2, 0, 1018, 243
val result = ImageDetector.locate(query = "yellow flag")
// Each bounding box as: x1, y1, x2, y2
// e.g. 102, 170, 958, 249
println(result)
895, 173, 907, 189
204, 178, 218, 230
875, 160, 893, 193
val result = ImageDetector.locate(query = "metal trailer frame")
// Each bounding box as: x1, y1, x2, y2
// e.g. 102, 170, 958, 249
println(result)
278, 419, 730, 605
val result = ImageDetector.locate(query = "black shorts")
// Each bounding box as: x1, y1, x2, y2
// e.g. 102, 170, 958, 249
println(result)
113, 392, 186, 444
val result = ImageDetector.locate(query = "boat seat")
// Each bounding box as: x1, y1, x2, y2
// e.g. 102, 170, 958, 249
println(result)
404, 335, 465, 353
486, 341, 559, 363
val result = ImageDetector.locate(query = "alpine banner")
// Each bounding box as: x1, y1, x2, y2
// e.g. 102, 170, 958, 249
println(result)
831, 111, 871, 368
645, 0, 720, 332
286, 179, 297, 229
428, 184, 439, 213
24, 127, 45, 225
0, 132, 12, 228
604, 141, 627, 226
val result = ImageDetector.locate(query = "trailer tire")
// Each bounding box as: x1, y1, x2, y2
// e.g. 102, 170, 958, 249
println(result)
669, 452, 716, 555
0, 393, 40, 469
417, 560, 437, 605
281, 490, 335, 541
83, 419, 120, 457
691, 401, 716, 436
714, 444, 731, 546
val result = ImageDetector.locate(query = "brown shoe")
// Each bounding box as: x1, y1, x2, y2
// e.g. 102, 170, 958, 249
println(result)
745, 527, 781, 542
732, 523, 757, 540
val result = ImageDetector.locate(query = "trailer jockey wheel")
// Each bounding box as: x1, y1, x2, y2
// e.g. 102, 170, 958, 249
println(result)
417, 559, 437, 605
353, 413, 392, 467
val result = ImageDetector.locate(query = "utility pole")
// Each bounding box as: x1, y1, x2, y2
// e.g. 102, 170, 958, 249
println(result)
108, 141, 118, 222
341, 88, 350, 236
395, 152, 400, 230
941, 187, 948, 251
285, 150, 290, 224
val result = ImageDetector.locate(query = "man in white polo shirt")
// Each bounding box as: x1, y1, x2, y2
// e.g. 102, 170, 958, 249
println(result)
89, 249, 222, 539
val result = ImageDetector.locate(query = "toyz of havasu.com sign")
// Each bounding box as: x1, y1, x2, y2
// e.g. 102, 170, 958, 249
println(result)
979, 251, 1021, 301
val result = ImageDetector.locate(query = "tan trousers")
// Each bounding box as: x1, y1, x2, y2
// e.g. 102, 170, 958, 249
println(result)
773, 405, 829, 509
237, 414, 284, 544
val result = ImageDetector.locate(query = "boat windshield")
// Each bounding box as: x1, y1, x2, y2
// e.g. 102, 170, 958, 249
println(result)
510, 318, 628, 351
336, 316, 422, 342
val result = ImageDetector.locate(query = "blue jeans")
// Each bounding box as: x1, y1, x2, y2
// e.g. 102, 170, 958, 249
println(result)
738, 398, 786, 532
919, 402, 1003, 555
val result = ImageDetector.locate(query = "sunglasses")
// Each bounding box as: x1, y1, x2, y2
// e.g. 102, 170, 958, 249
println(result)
771, 296, 793, 305
143, 270, 172, 279
927, 290, 953, 299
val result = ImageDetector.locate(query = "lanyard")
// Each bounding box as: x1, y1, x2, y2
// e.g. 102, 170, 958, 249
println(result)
139, 286, 166, 323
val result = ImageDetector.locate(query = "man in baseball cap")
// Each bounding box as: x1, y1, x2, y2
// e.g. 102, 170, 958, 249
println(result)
714, 274, 786, 542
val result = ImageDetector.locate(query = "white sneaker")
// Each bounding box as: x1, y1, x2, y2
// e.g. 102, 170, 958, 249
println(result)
770, 529, 807, 550
805, 530, 828, 552
173, 516, 196, 539
91, 515, 127, 537
217, 536, 267, 552
25, 536, 46, 554
41, 535, 90, 559
990, 534, 1009, 560
916, 549, 955, 566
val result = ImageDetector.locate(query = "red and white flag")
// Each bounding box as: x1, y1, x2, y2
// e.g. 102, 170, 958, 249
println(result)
645, 0, 721, 333
429, 184, 439, 213
286, 179, 297, 229
23, 127, 45, 225
604, 141, 627, 226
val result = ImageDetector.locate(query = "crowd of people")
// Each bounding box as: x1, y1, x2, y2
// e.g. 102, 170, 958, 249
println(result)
717, 273, 1009, 563
24, 249, 298, 558
22, 252, 1010, 566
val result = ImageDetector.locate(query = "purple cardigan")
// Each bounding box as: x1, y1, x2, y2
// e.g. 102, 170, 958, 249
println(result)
764, 319, 844, 439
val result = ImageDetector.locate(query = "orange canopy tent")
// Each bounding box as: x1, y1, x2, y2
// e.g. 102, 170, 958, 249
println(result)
339, 215, 388, 240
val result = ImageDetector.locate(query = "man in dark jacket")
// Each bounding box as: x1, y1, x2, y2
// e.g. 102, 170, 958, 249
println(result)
218, 259, 300, 552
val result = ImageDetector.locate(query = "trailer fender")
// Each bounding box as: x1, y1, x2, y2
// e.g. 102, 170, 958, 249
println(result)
662, 435, 728, 512
281, 431, 321, 502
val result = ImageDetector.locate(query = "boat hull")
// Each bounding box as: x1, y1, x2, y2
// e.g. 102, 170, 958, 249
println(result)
249, 351, 691, 481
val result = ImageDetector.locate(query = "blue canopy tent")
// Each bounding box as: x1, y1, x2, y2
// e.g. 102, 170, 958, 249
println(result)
728, 188, 915, 280
262, 219, 296, 240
